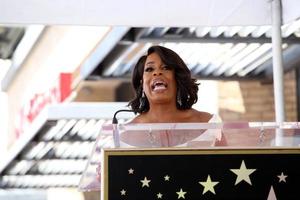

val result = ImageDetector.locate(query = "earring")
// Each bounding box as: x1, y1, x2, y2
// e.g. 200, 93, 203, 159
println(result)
177, 90, 182, 107
139, 91, 146, 110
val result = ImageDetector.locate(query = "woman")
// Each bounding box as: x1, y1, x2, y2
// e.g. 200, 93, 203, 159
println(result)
128, 45, 217, 123
96, 46, 224, 182
122, 46, 225, 147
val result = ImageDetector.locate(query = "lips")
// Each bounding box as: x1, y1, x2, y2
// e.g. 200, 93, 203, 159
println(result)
151, 79, 168, 92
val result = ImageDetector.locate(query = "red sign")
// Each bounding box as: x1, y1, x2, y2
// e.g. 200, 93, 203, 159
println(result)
15, 73, 72, 138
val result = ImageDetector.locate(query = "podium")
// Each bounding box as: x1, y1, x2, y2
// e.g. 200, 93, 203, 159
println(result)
79, 122, 300, 200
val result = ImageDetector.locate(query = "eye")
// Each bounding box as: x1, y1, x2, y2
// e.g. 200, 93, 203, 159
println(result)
162, 65, 172, 70
144, 66, 154, 72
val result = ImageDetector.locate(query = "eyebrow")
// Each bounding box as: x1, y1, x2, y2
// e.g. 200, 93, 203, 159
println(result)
145, 61, 155, 65
145, 61, 167, 67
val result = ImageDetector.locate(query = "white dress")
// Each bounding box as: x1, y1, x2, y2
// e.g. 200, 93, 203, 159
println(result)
176, 114, 222, 147
119, 114, 223, 148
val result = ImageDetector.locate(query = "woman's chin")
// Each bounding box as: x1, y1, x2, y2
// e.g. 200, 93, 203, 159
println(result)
150, 98, 174, 105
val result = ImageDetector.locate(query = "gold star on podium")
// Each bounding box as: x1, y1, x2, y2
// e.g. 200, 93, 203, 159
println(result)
157, 192, 163, 199
277, 172, 287, 183
164, 175, 170, 181
199, 175, 219, 194
120, 189, 126, 195
230, 160, 256, 185
128, 168, 134, 174
267, 185, 277, 200
176, 188, 186, 199
140, 177, 151, 187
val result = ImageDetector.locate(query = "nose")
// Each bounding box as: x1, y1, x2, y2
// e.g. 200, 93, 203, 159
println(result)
153, 69, 162, 76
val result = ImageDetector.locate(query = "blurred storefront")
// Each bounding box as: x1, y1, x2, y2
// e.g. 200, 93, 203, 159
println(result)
0, 26, 132, 199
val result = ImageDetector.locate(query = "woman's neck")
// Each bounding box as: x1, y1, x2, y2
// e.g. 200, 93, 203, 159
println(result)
145, 103, 186, 123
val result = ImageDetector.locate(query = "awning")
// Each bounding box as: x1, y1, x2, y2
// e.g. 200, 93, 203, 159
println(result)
0, 103, 134, 188
83, 24, 300, 80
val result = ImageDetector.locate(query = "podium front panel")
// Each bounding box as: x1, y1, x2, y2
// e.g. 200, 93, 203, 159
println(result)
103, 148, 300, 200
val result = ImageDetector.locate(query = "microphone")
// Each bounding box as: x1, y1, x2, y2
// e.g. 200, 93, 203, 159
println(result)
112, 109, 135, 124
112, 109, 135, 147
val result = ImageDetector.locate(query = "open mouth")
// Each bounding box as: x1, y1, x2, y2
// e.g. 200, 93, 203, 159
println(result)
151, 80, 168, 91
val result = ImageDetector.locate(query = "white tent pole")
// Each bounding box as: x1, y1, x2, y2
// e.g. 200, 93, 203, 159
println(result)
271, 0, 285, 145
272, 0, 285, 122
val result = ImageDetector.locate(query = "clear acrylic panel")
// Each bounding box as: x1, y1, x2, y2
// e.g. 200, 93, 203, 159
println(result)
78, 122, 300, 191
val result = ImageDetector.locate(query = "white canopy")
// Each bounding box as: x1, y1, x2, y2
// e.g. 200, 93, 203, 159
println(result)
0, 0, 299, 26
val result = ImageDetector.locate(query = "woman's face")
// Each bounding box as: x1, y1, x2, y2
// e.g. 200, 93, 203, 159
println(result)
142, 52, 177, 106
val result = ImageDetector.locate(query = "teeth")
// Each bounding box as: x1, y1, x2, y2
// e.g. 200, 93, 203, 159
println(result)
151, 79, 167, 91
154, 81, 164, 85
153, 84, 166, 91
155, 83, 164, 86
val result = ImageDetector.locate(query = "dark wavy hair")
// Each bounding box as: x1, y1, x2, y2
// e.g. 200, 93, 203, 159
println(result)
128, 45, 199, 113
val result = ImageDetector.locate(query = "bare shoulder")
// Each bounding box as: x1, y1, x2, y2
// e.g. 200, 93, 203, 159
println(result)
190, 109, 213, 122
127, 114, 145, 123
